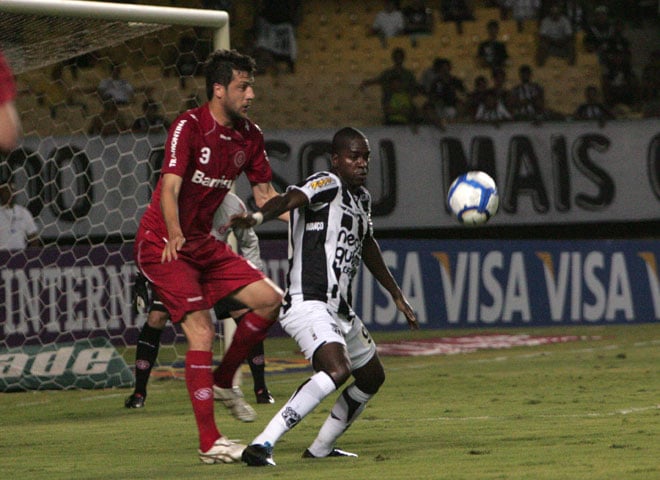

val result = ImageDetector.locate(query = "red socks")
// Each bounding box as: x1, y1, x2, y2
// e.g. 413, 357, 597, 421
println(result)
185, 350, 220, 452
213, 311, 273, 388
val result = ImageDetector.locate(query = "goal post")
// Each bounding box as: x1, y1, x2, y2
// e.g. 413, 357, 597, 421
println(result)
0, 0, 230, 47
0, 0, 244, 391
0, 0, 230, 74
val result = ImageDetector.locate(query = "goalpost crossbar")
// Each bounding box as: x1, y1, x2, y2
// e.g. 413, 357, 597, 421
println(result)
0, 0, 230, 49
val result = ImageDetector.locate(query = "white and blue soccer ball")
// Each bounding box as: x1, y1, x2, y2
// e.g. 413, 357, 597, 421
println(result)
447, 171, 499, 226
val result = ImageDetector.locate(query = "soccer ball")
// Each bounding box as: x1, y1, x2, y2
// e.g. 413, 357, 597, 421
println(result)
447, 171, 499, 226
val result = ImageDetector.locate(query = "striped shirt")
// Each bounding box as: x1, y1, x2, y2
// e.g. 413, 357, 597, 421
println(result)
282, 171, 372, 319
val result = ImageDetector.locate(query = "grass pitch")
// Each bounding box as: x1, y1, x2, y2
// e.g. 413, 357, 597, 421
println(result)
1, 324, 658, 480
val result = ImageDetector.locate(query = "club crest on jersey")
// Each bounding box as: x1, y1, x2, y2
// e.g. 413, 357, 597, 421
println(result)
234, 151, 246, 168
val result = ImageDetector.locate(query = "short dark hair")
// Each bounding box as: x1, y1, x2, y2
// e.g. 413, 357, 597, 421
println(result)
332, 127, 367, 155
204, 49, 257, 100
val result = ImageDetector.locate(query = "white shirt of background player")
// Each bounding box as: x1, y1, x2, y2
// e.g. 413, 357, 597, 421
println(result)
212, 191, 265, 272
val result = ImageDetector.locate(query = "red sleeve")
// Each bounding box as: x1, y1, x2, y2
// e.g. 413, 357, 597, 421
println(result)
0, 52, 17, 104
162, 113, 195, 177
244, 131, 273, 184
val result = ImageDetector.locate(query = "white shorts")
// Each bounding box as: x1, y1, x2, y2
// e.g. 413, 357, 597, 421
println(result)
280, 300, 377, 370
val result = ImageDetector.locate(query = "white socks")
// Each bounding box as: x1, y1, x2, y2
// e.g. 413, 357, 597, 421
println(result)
306, 383, 372, 457
252, 370, 337, 447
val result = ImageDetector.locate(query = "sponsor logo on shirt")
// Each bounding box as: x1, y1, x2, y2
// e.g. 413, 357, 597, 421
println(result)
168, 119, 187, 167
310, 177, 334, 190
306, 221, 324, 231
191, 169, 234, 189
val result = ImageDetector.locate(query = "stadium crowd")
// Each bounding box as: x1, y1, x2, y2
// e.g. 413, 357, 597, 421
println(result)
8, 0, 660, 137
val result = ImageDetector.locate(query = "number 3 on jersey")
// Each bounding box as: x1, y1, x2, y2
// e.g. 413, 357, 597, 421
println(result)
199, 147, 211, 164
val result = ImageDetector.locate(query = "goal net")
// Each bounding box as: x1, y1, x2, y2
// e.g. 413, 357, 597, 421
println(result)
0, 0, 232, 392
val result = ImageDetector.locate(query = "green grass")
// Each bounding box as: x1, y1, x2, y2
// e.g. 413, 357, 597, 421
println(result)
1, 324, 658, 480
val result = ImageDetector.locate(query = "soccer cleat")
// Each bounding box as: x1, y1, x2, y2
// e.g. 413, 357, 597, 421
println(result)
198, 436, 246, 464
124, 393, 145, 409
242, 443, 276, 466
302, 448, 358, 458
213, 385, 257, 422
255, 389, 275, 404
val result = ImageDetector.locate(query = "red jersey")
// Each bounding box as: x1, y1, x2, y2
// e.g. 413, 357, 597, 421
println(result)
0, 51, 17, 104
140, 104, 272, 241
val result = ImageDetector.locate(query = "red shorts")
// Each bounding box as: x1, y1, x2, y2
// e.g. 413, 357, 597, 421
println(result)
134, 229, 265, 323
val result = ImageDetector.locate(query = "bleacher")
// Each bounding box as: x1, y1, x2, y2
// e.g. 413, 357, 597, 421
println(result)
14, 0, 602, 137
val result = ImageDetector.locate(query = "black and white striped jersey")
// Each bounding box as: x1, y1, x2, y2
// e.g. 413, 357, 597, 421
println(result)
282, 171, 373, 319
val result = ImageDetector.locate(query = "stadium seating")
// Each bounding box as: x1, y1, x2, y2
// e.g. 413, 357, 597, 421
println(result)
15, 0, 604, 136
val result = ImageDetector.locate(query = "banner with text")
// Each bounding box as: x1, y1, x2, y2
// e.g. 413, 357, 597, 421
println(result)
0, 337, 134, 392
5, 119, 659, 239
1, 239, 658, 348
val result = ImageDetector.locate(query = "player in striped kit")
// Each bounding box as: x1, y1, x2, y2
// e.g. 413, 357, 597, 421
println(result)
231, 127, 419, 466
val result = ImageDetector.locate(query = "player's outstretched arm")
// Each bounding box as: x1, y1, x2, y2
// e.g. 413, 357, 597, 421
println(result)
231, 189, 308, 229
251, 181, 290, 222
362, 234, 419, 330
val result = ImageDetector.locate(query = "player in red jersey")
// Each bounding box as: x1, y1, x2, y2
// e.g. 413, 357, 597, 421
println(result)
0, 50, 21, 152
134, 49, 283, 464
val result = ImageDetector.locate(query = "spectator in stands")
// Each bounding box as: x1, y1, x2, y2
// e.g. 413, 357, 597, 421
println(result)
254, 0, 301, 73
601, 48, 639, 111
202, 0, 233, 14
465, 75, 490, 119
360, 47, 419, 125
132, 99, 171, 134
402, 0, 434, 47
369, 0, 406, 48
501, 0, 541, 33
508, 64, 544, 120
536, 5, 575, 66
87, 95, 131, 136
477, 20, 510, 71
0, 50, 21, 152
474, 88, 513, 126
582, 5, 612, 59
176, 35, 202, 90
97, 62, 136, 105
419, 57, 442, 95
440, 0, 475, 35
0, 181, 39, 250
35, 62, 89, 120
573, 85, 615, 126
558, 0, 587, 32
640, 49, 660, 106
421, 58, 467, 127
490, 66, 510, 106
600, 19, 631, 71
383, 76, 420, 129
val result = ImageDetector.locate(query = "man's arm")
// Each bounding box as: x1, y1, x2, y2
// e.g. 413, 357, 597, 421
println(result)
251, 181, 291, 222
361, 233, 419, 330
160, 173, 185, 262
0, 100, 20, 152
232, 188, 308, 229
